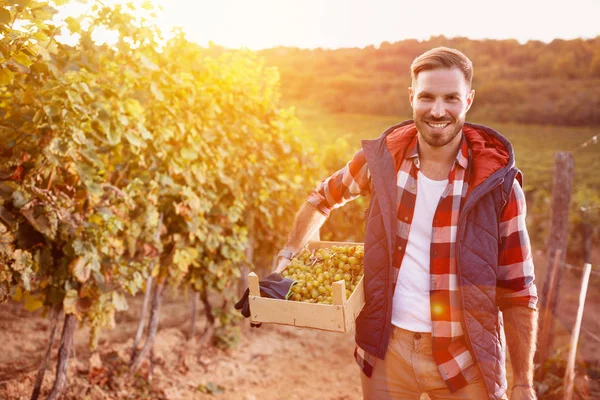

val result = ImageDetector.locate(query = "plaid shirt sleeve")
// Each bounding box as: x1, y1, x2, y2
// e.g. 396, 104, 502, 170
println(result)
306, 149, 371, 217
497, 177, 538, 311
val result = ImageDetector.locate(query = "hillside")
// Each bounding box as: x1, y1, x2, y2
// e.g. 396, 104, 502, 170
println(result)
257, 36, 600, 126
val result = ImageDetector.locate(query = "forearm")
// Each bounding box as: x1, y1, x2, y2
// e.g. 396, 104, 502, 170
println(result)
283, 202, 327, 253
274, 202, 327, 274
503, 306, 538, 385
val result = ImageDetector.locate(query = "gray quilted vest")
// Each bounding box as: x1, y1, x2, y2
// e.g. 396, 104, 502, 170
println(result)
356, 121, 519, 400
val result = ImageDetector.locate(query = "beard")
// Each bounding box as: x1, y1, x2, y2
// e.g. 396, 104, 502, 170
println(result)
414, 115, 464, 148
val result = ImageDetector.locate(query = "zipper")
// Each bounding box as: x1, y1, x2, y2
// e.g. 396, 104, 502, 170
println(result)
455, 177, 504, 398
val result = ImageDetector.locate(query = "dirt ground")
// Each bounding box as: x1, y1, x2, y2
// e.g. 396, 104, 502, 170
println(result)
0, 289, 365, 400
0, 251, 598, 400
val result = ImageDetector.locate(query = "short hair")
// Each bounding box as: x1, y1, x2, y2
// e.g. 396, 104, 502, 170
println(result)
410, 47, 473, 87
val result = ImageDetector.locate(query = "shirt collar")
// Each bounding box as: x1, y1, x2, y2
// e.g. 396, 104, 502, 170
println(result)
406, 132, 469, 170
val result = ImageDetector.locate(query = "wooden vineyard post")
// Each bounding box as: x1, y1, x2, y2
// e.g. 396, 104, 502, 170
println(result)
537, 152, 574, 364
581, 221, 593, 264
563, 263, 592, 400
536, 249, 563, 377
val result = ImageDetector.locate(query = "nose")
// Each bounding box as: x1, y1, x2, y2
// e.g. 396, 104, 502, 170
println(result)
430, 100, 446, 119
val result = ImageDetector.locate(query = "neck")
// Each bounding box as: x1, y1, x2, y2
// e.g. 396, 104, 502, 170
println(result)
417, 131, 462, 165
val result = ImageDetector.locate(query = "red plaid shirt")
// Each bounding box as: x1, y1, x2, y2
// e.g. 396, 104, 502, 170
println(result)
307, 129, 538, 392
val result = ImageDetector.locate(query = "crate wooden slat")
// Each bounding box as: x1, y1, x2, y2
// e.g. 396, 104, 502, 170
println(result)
248, 241, 365, 332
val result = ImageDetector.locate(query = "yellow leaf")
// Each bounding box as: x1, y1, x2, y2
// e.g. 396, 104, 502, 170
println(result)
151, 262, 160, 277
24, 292, 43, 312
13, 52, 33, 68
112, 291, 128, 311
13, 286, 23, 302
89, 214, 103, 225
0, 8, 11, 25
63, 289, 79, 316
64, 16, 80, 33
69, 256, 91, 283
0, 68, 14, 86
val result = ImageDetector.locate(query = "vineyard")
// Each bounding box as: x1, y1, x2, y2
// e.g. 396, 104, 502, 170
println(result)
0, 0, 328, 398
1, 1, 599, 399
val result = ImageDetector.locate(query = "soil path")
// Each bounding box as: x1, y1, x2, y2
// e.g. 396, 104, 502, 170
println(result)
1, 251, 598, 399
0, 291, 363, 400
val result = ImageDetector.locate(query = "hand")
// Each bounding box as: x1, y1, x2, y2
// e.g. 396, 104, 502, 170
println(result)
273, 256, 291, 274
510, 385, 536, 400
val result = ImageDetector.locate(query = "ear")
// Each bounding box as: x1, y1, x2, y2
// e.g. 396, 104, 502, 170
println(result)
465, 89, 475, 113
408, 86, 414, 107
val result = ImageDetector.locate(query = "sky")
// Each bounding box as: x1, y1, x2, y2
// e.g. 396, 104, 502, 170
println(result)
150, 0, 600, 49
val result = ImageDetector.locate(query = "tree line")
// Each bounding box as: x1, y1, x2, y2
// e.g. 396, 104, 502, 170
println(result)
258, 35, 600, 126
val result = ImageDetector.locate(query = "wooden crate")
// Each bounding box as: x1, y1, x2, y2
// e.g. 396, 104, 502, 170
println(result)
248, 241, 365, 332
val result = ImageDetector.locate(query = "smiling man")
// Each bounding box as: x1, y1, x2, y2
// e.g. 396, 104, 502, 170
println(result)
275, 47, 538, 400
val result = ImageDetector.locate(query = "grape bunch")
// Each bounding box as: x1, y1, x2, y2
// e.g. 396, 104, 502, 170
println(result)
282, 245, 364, 304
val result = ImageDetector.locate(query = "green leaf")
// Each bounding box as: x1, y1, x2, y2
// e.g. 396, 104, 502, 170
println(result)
0, 68, 14, 86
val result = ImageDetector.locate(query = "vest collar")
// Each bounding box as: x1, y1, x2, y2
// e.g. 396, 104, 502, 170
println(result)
367, 121, 514, 192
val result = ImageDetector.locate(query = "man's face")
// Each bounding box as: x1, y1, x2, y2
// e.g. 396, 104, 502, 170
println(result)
409, 68, 474, 148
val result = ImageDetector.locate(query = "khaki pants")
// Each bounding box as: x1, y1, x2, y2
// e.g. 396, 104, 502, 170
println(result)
360, 326, 504, 400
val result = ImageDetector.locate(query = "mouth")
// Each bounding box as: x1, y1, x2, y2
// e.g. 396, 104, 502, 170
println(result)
425, 121, 451, 130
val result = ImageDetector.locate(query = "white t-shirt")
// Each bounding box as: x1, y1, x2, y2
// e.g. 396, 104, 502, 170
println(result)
391, 171, 448, 333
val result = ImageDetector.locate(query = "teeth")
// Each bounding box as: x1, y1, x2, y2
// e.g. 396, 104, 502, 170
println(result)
428, 123, 449, 129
